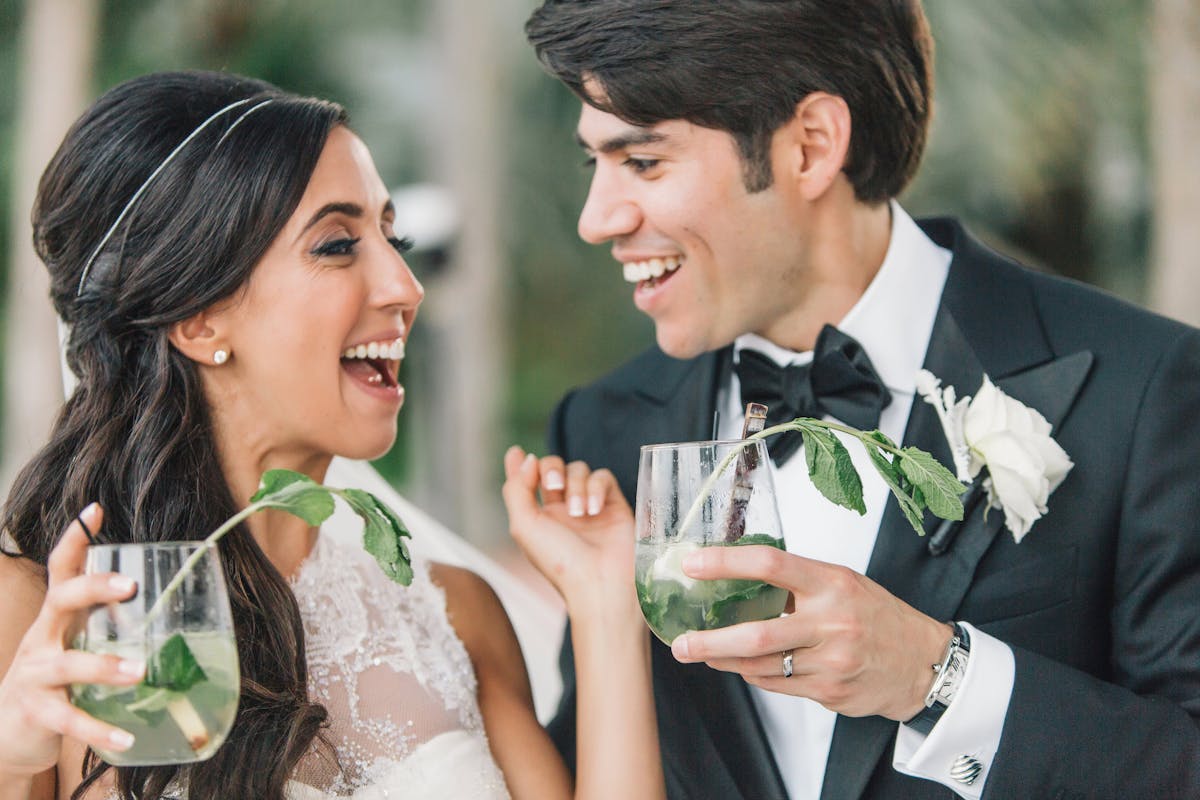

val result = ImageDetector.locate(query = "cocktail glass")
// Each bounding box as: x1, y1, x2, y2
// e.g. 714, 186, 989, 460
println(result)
71, 542, 239, 765
635, 439, 789, 645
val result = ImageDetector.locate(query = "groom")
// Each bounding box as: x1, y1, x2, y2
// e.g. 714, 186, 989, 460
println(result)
526, 1, 1200, 798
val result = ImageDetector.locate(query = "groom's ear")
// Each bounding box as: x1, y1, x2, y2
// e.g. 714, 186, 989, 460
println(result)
776, 91, 852, 202
168, 308, 226, 366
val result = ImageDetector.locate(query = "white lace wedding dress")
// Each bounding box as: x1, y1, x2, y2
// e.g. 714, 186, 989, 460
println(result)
283, 528, 512, 799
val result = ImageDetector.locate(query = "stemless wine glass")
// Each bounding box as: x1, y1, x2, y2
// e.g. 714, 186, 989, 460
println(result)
70, 542, 240, 765
634, 439, 790, 645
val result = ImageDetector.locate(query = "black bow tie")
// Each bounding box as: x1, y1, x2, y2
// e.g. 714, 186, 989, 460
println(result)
735, 325, 892, 466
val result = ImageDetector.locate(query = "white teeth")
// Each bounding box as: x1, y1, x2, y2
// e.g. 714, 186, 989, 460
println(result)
622, 256, 683, 284
342, 338, 406, 361
367, 373, 382, 385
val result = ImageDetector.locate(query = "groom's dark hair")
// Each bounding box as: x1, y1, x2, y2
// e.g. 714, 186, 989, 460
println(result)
526, 0, 934, 202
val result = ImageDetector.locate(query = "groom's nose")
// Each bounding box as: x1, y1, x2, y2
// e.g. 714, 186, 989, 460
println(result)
578, 171, 642, 244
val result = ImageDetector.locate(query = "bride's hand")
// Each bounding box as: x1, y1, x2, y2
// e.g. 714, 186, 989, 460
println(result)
502, 446, 634, 613
0, 504, 143, 776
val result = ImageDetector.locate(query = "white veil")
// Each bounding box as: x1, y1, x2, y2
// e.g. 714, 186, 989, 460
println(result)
57, 325, 565, 722
323, 457, 564, 721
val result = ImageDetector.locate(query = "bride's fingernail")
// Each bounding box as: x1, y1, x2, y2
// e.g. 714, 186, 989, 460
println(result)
109, 576, 136, 594
108, 729, 135, 750
117, 659, 146, 678
568, 496, 584, 517
544, 471, 564, 490
587, 495, 602, 516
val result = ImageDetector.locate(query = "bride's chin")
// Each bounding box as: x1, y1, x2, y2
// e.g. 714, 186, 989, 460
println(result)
333, 427, 399, 462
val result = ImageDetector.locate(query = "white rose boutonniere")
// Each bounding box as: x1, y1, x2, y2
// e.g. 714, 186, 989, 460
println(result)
916, 370, 1074, 543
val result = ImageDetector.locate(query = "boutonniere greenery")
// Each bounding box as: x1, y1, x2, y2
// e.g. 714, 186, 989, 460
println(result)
916, 370, 1074, 542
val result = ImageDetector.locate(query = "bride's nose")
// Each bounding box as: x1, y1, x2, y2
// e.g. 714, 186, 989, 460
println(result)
371, 247, 425, 314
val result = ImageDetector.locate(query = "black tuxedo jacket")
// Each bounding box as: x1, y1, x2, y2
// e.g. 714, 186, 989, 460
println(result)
545, 219, 1200, 799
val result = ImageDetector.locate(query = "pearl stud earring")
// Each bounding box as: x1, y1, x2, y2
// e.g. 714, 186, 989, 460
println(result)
213, 349, 229, 365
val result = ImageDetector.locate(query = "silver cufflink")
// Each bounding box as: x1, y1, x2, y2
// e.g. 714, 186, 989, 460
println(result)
950, 754, 983, 786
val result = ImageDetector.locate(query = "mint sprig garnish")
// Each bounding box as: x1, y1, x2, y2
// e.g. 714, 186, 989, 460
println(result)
677, 419, 965, 539
764, 419, 966, 533
143, 469, 412, 631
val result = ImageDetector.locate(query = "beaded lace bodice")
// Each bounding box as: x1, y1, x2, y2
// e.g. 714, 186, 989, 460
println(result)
285, 530, 511, 798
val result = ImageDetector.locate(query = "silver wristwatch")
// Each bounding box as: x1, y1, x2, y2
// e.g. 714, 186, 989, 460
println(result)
905, 622, 971, 734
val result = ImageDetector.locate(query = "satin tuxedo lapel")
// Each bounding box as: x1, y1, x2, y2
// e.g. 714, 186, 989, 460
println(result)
596, 348, 726, 501
593, 347, 789, 800
820, 220, 1095, 800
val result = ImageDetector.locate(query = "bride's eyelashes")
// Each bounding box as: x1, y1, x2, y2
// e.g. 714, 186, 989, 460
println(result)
310, 235, 414, 258
312, 236, 361, 258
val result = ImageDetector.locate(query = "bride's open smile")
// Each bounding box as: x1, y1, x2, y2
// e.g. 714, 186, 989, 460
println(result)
341, 333, 406, 394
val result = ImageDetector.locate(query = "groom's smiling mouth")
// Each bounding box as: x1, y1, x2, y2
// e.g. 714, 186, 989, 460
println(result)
623, 255, 683, 290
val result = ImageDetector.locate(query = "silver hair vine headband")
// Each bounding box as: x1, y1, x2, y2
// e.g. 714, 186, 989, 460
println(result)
75, 96, 275, 297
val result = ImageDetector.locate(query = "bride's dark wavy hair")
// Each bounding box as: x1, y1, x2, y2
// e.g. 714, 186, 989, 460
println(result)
1, 70, 346, 799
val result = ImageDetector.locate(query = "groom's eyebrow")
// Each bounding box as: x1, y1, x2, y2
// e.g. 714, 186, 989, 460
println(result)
576, 128, 670, 154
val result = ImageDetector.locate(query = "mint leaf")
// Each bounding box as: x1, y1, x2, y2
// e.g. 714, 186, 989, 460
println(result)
705, 581, 784, 628
863, 434, 926, 535
145, 633, 207, 692
862, 430, 902, 485
125, 685, 172, 726
339, 488, 414, 586
251, 469, 336, 526
637, 575, 689, 641
801, 426, 866, 514
251, 468, 313, 498
733, 533, 785, 548
899, 448, 965, 522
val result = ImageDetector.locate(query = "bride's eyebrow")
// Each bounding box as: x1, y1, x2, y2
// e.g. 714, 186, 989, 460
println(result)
296, 201, 364, 241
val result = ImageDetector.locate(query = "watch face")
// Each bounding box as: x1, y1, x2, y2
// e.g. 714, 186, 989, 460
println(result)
938, 649, 968, 703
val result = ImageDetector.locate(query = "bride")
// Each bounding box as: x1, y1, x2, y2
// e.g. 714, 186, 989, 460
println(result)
0, 71, 662, 800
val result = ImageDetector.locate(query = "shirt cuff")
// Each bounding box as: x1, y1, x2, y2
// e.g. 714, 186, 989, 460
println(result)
892, 623, 1015, 799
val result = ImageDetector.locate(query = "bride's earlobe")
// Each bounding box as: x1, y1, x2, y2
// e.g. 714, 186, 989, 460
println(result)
168, 312, 225, 365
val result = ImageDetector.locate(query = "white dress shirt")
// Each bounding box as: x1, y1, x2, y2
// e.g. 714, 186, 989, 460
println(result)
718, 203, 1014, 799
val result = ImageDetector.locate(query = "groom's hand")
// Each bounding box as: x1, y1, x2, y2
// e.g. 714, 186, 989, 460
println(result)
669, 545, 952, 721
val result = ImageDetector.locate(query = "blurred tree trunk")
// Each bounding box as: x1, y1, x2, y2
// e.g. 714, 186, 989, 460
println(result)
422, 0, 511, 545
2, 0, 98, 491
1148, 0, 1200, 325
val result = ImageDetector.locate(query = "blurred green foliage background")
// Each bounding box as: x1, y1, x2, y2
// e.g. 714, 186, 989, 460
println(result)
0, 0, 1185, 546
